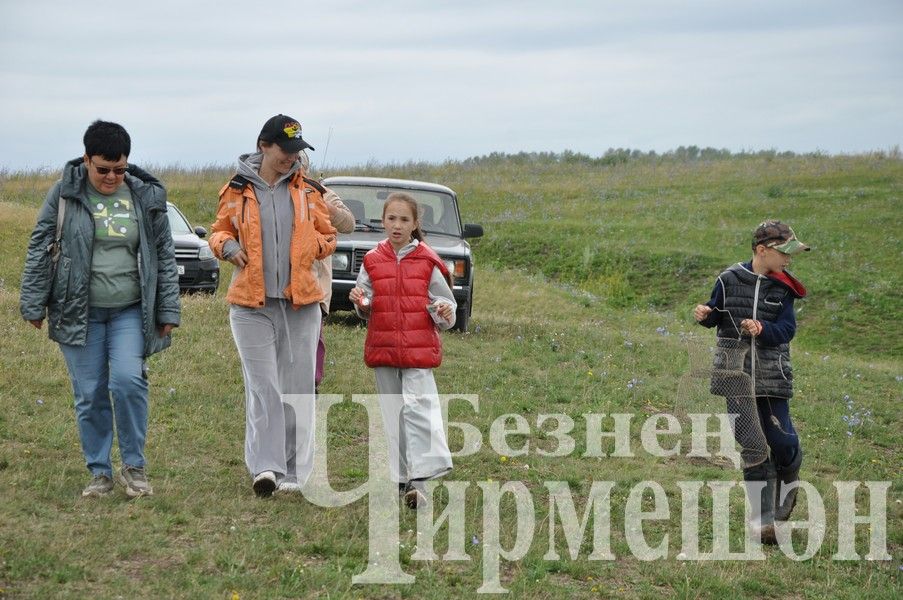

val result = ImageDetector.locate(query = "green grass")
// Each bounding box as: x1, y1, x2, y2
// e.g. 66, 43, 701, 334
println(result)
0, 154, 900, 598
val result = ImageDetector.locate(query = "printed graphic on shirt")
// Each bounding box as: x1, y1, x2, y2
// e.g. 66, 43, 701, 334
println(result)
92, 196, 132, 238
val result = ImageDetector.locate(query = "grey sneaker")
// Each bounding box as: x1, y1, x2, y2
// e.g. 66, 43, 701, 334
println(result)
82, 474, 114, 497
118, 465, 154, 498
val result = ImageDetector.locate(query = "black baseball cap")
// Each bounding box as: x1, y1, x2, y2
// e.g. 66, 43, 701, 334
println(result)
258, 114, 315, 152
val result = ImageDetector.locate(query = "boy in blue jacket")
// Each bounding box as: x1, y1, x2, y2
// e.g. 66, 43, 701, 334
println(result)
694, 220, 810, 544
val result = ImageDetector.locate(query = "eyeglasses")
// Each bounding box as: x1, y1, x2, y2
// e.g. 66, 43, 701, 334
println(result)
90, 160, 127, 176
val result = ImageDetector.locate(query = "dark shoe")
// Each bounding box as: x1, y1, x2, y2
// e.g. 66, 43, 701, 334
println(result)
117, 465, 153, 498
252, 471, 277, 498
82, 474, 114, 497
399, 482, 408, 497
404, 480, 429, 509
756, 523, 778, 545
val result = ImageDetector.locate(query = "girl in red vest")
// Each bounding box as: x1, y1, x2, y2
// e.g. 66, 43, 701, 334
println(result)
349, 192, 456, 509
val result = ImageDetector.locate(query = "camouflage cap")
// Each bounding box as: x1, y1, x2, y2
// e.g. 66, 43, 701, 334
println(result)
753, 220, 810, 255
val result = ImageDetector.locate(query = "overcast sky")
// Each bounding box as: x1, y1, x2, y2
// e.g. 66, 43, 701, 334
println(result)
1, 0, 901, 171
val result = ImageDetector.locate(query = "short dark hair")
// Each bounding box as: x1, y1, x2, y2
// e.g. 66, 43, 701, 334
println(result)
83, 120, 131, 161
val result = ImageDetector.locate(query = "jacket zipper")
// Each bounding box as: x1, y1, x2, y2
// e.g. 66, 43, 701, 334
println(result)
299, 184, 309, 221
135, 192, 149, 352
396, 251, 404, 357
751, 276, 761, 394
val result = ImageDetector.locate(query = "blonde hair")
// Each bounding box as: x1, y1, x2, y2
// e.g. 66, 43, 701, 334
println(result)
383, 192, 425, 241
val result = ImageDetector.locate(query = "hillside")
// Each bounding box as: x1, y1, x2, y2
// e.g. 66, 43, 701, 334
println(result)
0, 155, 900, 598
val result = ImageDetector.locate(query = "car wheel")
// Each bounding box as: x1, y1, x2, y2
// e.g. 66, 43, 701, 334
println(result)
453, 306, 469, 333
453, 290, 472, 333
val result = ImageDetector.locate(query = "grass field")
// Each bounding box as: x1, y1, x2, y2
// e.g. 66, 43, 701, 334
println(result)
0, 153, 900, 598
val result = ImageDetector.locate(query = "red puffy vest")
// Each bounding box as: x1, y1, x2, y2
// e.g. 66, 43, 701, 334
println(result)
363, 240, 450, 368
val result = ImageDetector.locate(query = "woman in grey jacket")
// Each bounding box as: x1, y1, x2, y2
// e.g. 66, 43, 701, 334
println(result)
20, 120, 181, 499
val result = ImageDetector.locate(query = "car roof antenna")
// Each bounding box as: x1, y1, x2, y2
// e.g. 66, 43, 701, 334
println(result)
317, 125, 333, 181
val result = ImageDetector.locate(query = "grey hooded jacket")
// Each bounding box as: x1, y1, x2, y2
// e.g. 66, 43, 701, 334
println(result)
20, 158, 181, 357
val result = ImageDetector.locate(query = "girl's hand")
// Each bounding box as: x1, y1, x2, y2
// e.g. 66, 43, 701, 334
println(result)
350, 287, 370, 310
693, 304, 712, 322
435, 302, 454, 322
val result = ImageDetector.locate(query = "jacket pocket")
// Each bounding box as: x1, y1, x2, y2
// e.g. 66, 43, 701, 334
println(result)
47, 256, 72, 331
51, 256, 72, 303
778, 354, 792, 381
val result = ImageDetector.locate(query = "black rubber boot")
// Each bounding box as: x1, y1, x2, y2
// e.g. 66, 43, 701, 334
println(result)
743, 458, 778, 545
775, 447, 802, 521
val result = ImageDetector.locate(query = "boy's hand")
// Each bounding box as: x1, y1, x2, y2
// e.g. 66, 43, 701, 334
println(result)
693, 304, 712, 322
740, 319, 763, 336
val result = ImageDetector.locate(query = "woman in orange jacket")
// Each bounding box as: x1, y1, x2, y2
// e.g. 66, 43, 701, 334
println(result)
209, 114, 336, 497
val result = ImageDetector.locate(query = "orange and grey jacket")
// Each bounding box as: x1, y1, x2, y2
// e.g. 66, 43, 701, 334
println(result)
209, 166, 337, 309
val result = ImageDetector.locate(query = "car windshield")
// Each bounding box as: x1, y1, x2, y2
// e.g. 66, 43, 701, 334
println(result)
167, 205, 194, 235
327, 185, 462, 237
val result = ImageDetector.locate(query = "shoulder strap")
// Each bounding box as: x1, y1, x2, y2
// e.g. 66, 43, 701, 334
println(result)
302, 176, 326, 195
50, 196, 66, 265
228, 174, 250, 190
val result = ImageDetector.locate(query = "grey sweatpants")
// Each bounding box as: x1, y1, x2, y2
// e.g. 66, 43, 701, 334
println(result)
230, 299, 320, 484
374, 367, 453, 483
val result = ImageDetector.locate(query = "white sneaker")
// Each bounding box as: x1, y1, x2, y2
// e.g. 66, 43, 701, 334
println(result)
252, 471, 277, 497
276, 481, 303, 495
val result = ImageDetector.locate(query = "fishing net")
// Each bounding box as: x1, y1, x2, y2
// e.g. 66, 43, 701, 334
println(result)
676, 334, 768, 469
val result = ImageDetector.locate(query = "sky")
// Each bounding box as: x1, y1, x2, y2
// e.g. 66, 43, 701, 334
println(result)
1, 0, 901, 171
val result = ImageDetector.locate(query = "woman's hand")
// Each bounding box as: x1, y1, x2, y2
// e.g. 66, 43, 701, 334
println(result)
28, 318, 43, 329
158, 323, 176, 337
227, 249, 249, 268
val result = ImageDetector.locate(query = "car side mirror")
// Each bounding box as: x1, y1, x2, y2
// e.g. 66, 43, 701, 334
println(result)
194, 226, 208, 238
463, 223, 484, 239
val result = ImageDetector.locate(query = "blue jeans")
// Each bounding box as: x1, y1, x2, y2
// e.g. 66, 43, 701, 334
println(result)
59, 304, 148, 477
757, 396, 800, 470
